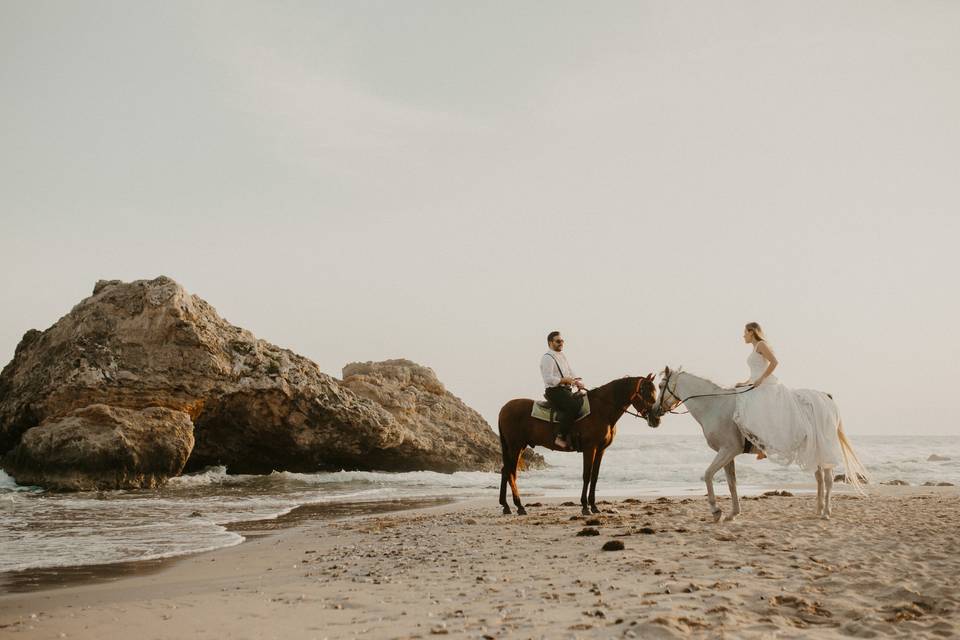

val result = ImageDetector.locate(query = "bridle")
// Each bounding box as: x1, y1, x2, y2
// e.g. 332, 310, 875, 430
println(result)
655, 369, 758, 417
624, 378, 656, 419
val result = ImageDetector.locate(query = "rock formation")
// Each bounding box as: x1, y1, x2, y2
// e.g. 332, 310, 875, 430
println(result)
3, 404, 194, 490
0, 276, 533, 489
341, 359, 541, 473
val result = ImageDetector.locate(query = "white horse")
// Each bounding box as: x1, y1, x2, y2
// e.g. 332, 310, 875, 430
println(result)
646, 367, 867, 522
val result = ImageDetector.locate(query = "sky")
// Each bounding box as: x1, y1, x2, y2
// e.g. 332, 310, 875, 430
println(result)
2, 1, 958, 436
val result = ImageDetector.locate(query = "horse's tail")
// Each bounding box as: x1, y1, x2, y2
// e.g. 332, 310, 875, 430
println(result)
837, 419, 869, 495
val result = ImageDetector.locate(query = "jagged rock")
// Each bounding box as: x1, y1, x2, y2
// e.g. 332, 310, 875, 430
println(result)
341, 360, 544, 472
0, 276, 517, 487
881, 479, 909, 486
3, 404, 193, 490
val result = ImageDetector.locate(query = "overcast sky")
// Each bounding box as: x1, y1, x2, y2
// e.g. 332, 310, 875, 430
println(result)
2, 1, 958, 436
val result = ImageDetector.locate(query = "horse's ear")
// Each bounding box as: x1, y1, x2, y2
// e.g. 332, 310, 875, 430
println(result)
646, 372, 654, 380
664, 366, 671, 376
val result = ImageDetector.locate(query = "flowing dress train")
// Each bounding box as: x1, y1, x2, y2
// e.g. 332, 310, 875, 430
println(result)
733, 347, 843, 471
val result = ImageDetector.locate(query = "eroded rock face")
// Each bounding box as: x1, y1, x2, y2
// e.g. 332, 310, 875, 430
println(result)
342, 359, 544, 472
0, 277, 515, 487
3, 404, 194, 491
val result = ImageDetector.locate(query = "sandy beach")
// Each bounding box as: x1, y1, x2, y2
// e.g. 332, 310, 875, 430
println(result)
1, 485, 957, 639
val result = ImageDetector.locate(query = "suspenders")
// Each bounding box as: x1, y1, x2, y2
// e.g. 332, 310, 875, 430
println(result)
548, 353, 566, 381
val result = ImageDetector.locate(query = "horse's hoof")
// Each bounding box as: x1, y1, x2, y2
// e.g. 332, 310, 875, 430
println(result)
502, 506, 511, 515
590, 505, 601, 514
723, 513, 738, 522
712, 509, 723, 523
820, 513, 831, 521
517, 506, 527, 516
581, 506, 591, 516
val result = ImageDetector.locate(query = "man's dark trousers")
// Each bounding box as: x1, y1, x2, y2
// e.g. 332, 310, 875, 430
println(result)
544, 385, 583, 441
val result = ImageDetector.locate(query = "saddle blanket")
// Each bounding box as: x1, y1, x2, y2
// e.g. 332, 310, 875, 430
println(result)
531, 396, 591, 423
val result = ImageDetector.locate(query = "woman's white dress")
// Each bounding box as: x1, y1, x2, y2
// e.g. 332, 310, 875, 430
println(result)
733, 346, 843, 471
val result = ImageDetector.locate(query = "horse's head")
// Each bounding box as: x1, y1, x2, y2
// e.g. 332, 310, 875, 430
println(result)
647, 366, 682, 428
631, 373, 657, 418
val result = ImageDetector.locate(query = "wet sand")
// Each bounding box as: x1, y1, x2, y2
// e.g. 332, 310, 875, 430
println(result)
1, 486, 957, 639
0, 497, 453, 594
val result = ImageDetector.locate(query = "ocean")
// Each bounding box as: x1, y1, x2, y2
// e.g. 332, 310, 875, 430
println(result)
2, 433, 957, 575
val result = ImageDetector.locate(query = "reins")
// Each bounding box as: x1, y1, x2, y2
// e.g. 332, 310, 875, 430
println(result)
584, 379, 653, 420
660, 374, 758, 415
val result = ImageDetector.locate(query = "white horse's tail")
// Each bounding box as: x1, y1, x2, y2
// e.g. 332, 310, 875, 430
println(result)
837, 420, 869, 495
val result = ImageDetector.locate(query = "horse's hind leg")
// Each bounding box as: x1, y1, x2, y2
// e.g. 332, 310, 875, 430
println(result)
822, 469, 833, 520
507, 447, 527, 516
500, 465, 511, 515
815, 468, 825, 517
722, 461, 740, 521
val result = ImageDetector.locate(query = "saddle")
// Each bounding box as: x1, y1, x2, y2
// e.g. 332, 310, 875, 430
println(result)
531, 395, 591, 423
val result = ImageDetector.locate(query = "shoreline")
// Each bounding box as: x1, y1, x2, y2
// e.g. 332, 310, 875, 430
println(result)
0, 480, 841, 594
0, 496, 457, 595
0, 480, 913, 595
3, 485, 957, 638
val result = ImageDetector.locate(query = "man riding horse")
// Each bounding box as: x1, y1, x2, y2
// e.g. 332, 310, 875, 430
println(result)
540, 331, 585, 449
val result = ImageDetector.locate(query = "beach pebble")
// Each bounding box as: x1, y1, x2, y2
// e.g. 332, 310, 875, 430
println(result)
585, 518, 602, 526
577, 527, 600, 537
602, 540, 625, 551
882, 479, 909, 486
928, 454, 951, 461
762, 490, 793, 497
638, 527, 656, 535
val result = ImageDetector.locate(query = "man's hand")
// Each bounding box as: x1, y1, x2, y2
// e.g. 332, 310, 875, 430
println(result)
574, 378, 586, 390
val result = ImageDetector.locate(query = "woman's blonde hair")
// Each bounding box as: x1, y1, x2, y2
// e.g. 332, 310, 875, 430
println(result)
745, 322, 766, 342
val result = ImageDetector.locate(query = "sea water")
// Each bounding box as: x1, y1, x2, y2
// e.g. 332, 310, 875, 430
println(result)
2, 433, 957, 573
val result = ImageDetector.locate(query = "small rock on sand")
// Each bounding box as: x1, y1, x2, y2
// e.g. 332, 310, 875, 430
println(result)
762, 490, 793, 497
602, 540, 625, 551
882, 479, 909, 486
577, 527, 600, 537
928, 454, 951, 462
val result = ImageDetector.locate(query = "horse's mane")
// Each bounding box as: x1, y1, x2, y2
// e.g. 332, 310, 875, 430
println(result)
590, 376, 639, 398
672, 368, 725, 391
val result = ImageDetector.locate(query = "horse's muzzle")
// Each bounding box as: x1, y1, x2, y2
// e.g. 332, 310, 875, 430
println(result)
646, 411, 661, 428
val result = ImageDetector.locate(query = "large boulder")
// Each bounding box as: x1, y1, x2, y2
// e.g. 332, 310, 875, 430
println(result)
0, 277, 515, 487
342, 360, 543, 472
3, 404, 194, 490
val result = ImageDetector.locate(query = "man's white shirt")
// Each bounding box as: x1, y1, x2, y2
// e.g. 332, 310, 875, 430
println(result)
541, 351, 575, 389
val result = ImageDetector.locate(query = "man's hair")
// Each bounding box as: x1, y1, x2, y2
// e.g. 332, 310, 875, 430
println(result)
547, 331, 561, 343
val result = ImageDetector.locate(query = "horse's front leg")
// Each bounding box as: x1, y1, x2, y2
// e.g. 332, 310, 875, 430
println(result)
722, 460, 740, 521
704, 448, 738, 523
587, 446, 606, 514
580, 447, 597, 516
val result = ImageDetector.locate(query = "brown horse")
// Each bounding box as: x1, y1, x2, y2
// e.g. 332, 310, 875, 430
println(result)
497, 375, 657, 516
